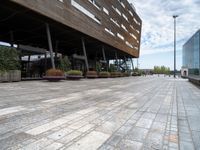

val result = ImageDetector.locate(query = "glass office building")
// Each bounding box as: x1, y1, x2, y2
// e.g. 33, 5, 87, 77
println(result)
183, 30, 200, 75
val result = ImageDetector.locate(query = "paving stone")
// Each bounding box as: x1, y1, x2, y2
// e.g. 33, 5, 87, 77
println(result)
117, 139, 143, 150
25, 116, 71, 135
0, 106, 26, 116
77, 124, 95, 133
43, 142, 63, 150
105, 134, 123, 147
66, 131, 110, 150
0, 77, 200, 149
180, 141, 195, 150
58, 131, 82, 144
21, 138, 54, 150
191, 131, 200, 150
48, 128, 73, 140
143, 130, 164, 150
136, 118, 153, 129
0, 133, 32, 149
126, 127, 148, 142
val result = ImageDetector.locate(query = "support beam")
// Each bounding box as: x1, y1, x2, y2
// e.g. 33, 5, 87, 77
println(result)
130, 57, 134, 70
27, 55, 31, 76
55, 40, 59, 59
115, 51, 119, 71
44, 52, 47, 73
102, 46, 108, 71
124, 56, 128, 71
102, 46, 106, 61
81, 37, 89, 71
46, 23, 55, 69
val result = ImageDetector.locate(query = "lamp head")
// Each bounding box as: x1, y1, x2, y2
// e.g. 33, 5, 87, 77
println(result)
173, 15, 178, 18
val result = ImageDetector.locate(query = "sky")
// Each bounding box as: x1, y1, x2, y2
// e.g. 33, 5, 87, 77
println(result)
129, 0, 200, 70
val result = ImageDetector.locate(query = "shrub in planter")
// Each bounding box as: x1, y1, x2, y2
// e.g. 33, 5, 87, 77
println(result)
86, 71, 98, 78
110, 72, 121, 78
9, 70, 21, 82
132, 72, 141, 76
0, 71, 9, 82
123, 72, 131, 77
0, 46, 21, 82
58, 56, 71, 72
43, 69, 65, 81
66, 70, 83, 80
99, 71, 110, 78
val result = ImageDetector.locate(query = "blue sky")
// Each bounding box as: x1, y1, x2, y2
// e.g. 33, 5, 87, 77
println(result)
129, 0, 200, 70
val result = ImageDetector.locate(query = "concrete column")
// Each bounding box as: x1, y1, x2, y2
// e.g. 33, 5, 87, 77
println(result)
102, 46, 106, 61
124, 56, 128, 71
44, 52, 47, 73
46, 23, 55, 69
130, 57, 134, 70
81, 38, 89, 71
102, 46, 108, 71
115, 51, 119, 71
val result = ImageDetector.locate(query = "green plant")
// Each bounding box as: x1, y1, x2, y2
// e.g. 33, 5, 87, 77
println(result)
109, 64, 117, 72
58, 56, 71, 72
0, 46, 20, 71
67, 70, 82, 76
86, 71, 98, 78
110, 72, 122, 77
96, 62, 102, 72
86, 71, 98, 76
123, 72, 130, 77
99, 71, 110, 78
46, 69, 64, 76
153, 65, 171, 75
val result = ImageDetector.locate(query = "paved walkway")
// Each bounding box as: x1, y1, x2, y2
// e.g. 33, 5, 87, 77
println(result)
0, 77, 200, 150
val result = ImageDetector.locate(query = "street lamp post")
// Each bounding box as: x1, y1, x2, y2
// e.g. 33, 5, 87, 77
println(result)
173, 15, 178, 78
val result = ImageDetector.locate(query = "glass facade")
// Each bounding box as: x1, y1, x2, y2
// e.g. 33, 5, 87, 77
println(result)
183, 30, 200, 75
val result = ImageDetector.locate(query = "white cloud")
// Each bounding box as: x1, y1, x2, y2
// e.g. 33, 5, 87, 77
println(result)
129, 0, 200, 55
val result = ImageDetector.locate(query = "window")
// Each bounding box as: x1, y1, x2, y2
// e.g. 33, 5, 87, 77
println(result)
122, 14, 128, 22
88, 0, 101, 10
125, 41, 133, 48
103, 7, 109, 15
71, 0, 101, 24
110, 18, 120, 27
117, 33, 124, 40
130, 33, 137, 40
105, 28, 115, 36
118, 0, 125, 8
112, 5, 121, 16
121, 24, 128, 32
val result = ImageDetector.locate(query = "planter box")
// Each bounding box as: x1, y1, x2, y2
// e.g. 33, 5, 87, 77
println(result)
86, 71, 98, 79
9, 70, 21, 82
43, 76, 65, 82
0, 72, 9, 82
86, 75, 98, 78
66, 75, 83, 80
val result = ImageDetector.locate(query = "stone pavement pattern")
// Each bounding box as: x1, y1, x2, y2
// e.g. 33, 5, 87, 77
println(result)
0, 77, 200, 150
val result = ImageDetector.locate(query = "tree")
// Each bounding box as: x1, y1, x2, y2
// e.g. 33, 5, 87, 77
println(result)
58, 56, 71, 72
154, 66, 171, 75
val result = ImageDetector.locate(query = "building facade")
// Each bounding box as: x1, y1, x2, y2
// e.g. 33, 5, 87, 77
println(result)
182, 30, 200, 76
0, 0, 142, 78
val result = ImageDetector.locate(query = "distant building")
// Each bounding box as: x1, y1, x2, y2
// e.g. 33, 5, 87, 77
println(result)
182, 29, 200, 76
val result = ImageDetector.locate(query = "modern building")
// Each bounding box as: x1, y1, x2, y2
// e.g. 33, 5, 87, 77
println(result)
182, 29, 200, 76
0, 0, 142, 78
